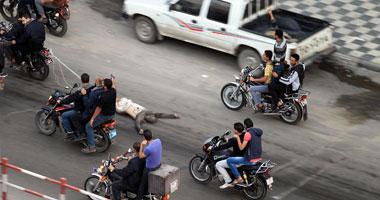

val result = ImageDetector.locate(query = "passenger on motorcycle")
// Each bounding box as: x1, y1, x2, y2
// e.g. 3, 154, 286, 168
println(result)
82, 78, 116, 153
137, 129, 162, 200
10, 11, 45, 67
57, 73, 92, 141
34, 0, 69, 22
268, 53, 305, 112
207, 122, 246, 189
108, 142, 146, 200
227, 118, 263, 185
69, 77, 104, 141
249, 50, 274, 113
0, 8, 27, 75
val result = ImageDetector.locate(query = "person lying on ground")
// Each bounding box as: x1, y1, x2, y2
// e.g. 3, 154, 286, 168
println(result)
116, 97, 180, 135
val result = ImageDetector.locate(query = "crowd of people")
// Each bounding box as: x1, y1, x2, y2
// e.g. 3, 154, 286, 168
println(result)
249, 8, 305, 113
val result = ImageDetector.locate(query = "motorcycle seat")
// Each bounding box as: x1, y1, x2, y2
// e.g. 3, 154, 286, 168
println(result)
239, 162, 262, 171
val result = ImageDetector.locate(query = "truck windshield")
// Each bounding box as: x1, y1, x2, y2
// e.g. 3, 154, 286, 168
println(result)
243, 0, 274, 19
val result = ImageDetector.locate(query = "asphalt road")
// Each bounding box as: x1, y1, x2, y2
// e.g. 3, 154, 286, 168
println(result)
1, 0, 380, 200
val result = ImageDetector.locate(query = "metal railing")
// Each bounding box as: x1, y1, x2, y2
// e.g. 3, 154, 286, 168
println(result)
1, 157, 109, 200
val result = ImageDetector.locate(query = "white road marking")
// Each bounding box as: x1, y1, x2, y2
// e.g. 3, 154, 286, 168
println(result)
201, 75, 209, 78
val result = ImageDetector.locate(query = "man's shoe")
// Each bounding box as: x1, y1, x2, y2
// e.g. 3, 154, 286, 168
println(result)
82, 147, 96, 153
219, 182, 234, 189
64, 133, 75, 141
74, 133, 86, 142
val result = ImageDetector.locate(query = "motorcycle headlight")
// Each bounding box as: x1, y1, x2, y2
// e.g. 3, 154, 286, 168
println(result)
55, 13, 60, 18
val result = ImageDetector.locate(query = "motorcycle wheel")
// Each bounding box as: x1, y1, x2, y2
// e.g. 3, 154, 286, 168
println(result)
35, 110, 56, 136
220, 83, 246, 110
84, 175, 108, 200
28, 55, 50, 81
243, 176, 267, 200
48, 18, 68, 37
188, 155, 212, 183
0, 0, 18, 21
280, 100, 302, 125
94, 129, 111, 153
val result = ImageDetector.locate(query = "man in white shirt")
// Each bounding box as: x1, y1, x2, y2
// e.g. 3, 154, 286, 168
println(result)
116, 97, 180, 134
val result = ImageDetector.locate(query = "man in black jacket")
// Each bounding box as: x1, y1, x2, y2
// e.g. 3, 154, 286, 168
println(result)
108, 142, 146, 200
207, 122, 245, 189
0, 8, 27, 75
57, 73, 92, 141
10, 11, 45, 66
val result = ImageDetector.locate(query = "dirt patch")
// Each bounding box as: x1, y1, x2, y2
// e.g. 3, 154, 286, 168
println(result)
318, 57, 380, 123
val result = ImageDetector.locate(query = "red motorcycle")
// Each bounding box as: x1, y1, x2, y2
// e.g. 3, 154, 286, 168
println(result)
35, 83, 117, 152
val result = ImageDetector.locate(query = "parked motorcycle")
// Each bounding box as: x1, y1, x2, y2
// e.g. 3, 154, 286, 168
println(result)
84, 149, 170, 200
189, 131, 276, 200
34, 83, 117, 152
0, 0, 70, 37
220, 65, 310, 125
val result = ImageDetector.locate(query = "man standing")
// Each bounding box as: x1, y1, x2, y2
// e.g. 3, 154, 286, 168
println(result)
82, 78, 116, 153
137, 129, 162, 200
268, 8, 287, 64
108, 142, 146, 200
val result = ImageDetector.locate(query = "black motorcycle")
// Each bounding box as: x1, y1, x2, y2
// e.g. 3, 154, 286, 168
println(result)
35, 83, 117, 152
84, 149, 170, 200
0, 0, 70, 37
189, 131, 276, 200
221, 65, 310, 125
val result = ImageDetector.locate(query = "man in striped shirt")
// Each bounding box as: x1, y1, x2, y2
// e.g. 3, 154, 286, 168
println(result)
268, 8, 287, 63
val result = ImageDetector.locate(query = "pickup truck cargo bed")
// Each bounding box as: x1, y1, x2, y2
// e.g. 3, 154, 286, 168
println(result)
242, 9, 330, 43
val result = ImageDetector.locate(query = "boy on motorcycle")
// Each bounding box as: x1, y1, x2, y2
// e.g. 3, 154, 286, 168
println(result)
227, 118, 263, 185
207, 122, 246, 189
108, 142, 146, 200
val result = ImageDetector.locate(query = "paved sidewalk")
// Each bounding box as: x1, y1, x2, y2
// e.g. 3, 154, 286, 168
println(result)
279, 0, 380, 68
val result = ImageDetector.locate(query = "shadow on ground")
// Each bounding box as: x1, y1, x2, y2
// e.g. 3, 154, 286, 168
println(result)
318, 57, 380, 123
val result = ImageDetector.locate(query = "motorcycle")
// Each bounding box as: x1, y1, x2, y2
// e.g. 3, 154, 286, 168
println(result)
220, 65, 310, 125
0, 0, 70, 37
84, 149, 170, 200
189, 131, 276, 200
34, 83, 117, 152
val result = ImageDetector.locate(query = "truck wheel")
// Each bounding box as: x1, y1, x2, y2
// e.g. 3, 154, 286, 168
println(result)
134, 16, 157, 44
238, 48, 262, 69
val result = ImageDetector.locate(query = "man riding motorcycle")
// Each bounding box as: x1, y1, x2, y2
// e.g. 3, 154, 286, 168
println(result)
268, 53, 305, 112
108, 142, 146, 200
207, 122, 246, 189
69, 77, 104, 141
57, 73, 92, 141
34, 0, 69, 21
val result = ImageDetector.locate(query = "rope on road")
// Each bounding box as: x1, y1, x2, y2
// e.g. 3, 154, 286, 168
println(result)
49, 49, 81, 88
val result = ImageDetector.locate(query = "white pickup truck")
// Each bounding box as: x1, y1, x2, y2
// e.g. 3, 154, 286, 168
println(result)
122, 0, 336, 68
